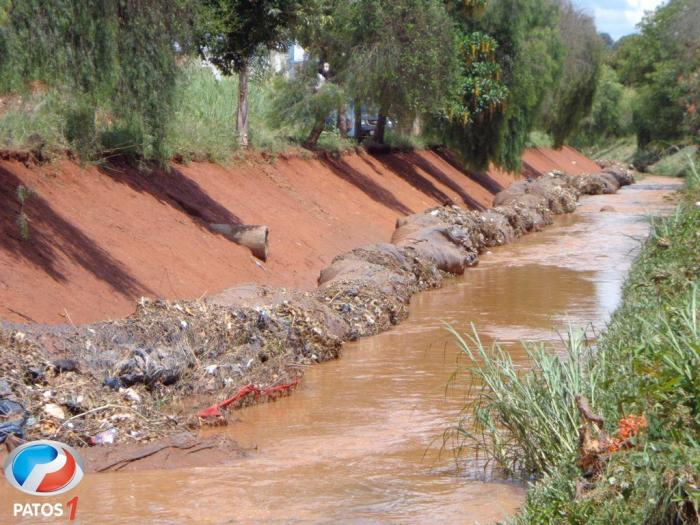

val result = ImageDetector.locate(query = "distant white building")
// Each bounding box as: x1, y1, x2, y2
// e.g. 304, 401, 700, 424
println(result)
271, 42, 307, 78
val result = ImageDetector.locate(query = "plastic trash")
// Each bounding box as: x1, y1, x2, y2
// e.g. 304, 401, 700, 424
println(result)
92, 428, 118, 445
52, 359, 78, 373
43, 403, 66, 420
0, 421, 24, 444
103, 377, 122, 390
0, 398, 24, 417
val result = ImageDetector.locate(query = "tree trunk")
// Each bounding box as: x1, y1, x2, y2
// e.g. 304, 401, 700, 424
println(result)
236, 62, 250, 148
411, 115, 422, 136
353, 101, 362, 142
337, 103, 348, 138
373, 111, 387, 144
303, 120, 325, 149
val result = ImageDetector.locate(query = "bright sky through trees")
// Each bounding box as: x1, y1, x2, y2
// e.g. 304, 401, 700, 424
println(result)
576, 0, 666, 39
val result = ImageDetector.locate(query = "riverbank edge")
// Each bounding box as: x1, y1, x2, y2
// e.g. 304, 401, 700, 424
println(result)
0, 164, 634, 459
457, 173, 698, 523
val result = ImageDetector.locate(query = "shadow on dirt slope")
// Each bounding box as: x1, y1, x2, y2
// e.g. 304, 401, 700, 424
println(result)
97, 158, 242, 226
430, 147, 507, 195
318, 155, 415, 216
0, 166, 146, 296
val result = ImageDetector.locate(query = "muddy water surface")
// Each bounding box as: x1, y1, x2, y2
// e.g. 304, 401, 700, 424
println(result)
1, 177, 680, 524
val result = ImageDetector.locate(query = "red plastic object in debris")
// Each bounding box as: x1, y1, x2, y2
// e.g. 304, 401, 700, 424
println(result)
197, 384, 259, 418
260, 380, 299, 398
197, 380, 299, 418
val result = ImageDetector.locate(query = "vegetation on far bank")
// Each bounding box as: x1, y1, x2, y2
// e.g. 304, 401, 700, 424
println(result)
448, 155, 700, 523
0, 0, 603, 169
576, 0, 699, 172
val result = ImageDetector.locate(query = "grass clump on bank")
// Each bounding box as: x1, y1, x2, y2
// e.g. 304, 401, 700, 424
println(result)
449, 158, 700, 524
0, 61, 297, 163
165, 61, 294, 162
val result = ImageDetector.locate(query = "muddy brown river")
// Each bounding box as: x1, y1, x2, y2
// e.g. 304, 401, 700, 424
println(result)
1, 176, 680, 524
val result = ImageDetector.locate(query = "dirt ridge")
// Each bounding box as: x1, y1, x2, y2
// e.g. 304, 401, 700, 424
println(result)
0, 157, 635, 453
0, 147, 598, 325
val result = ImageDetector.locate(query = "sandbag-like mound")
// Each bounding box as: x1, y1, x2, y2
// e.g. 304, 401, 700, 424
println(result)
493, 173, 577, 215
392, 212, 479, 274
530, 172, 580, 213
208, 284, 351, 341
313, 243, 443, 339
478, 210, 517, 247
315, 279, 412, 338
491, 202, 544, 236
600, 165, 636, 186
0, 165, 637, 447
570, 172, 620, 195
318, 243, 440, 292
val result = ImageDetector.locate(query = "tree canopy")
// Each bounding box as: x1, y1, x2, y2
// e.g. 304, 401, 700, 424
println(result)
196, 0, 300, 74
0, 0, 624, 164
0, 0, 190, 159
578, 0, 699, 151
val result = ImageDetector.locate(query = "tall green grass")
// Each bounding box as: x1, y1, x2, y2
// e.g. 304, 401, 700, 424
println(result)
448, 160, 700, 523
163, 62, 238, 162
445, 326, 598, 478
0, 61, 302, 162
1, 60, 443, 162
132, 61, 294, 161
0, 91, 69, 151
649, 146, 700, 178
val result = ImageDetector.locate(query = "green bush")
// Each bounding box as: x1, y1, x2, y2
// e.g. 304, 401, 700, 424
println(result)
648, 146, 699, 178
0, 90, 69, 151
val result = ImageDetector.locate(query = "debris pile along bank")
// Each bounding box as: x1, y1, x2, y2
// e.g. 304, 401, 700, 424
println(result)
0, 161, 635, 448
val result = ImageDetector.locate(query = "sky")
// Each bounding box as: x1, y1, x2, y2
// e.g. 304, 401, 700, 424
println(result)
575, 0, 667, 40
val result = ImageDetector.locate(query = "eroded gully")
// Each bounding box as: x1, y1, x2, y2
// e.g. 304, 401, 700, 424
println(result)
4, 176, 681, 524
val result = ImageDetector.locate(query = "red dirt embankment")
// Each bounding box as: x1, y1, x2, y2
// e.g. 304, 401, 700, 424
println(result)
0, 146, 595, 325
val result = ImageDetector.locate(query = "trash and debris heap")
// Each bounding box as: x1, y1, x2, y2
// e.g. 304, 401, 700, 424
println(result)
0, 165, 635, 447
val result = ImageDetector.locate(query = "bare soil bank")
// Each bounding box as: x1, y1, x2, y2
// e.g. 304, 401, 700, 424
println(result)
0, 146, 594, 325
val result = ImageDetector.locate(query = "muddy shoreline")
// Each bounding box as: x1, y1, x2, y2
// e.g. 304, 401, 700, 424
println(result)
0, 162, 635, 470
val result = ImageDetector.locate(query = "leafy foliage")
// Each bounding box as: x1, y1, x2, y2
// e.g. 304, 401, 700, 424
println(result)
609, 0, 700, 148
0, 0, 191, 160
344, 0, 458, 124
266, 63, 346, 140
0, 0, 626, 162
196, 0, 300, 74
430, 29, 508, 169
483, 0, 563, 170
541, 1, 603, 147
434, 0, 578, 171
574, 65, 635, 148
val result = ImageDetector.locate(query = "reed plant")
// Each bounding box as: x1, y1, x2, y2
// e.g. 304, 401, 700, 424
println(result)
447, 167, 700, 523
445, 326, 599, 478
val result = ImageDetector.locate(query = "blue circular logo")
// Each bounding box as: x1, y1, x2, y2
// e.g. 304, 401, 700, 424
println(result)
3, 440, 84, 496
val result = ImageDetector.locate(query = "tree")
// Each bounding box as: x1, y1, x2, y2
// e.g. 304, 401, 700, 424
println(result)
610, 0, 699, 147
0, 0, 190, 160
540, 1, 603, 147
265, 63, 345, 148
574, 64, 634, 147
429, 30, 508, 168
434, 0, 565, 170
344, 0, 458, 143
483, 0, 564, 169
599, 32, 614, 49
293, 0, 355, 145
197, 0, 300, 147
